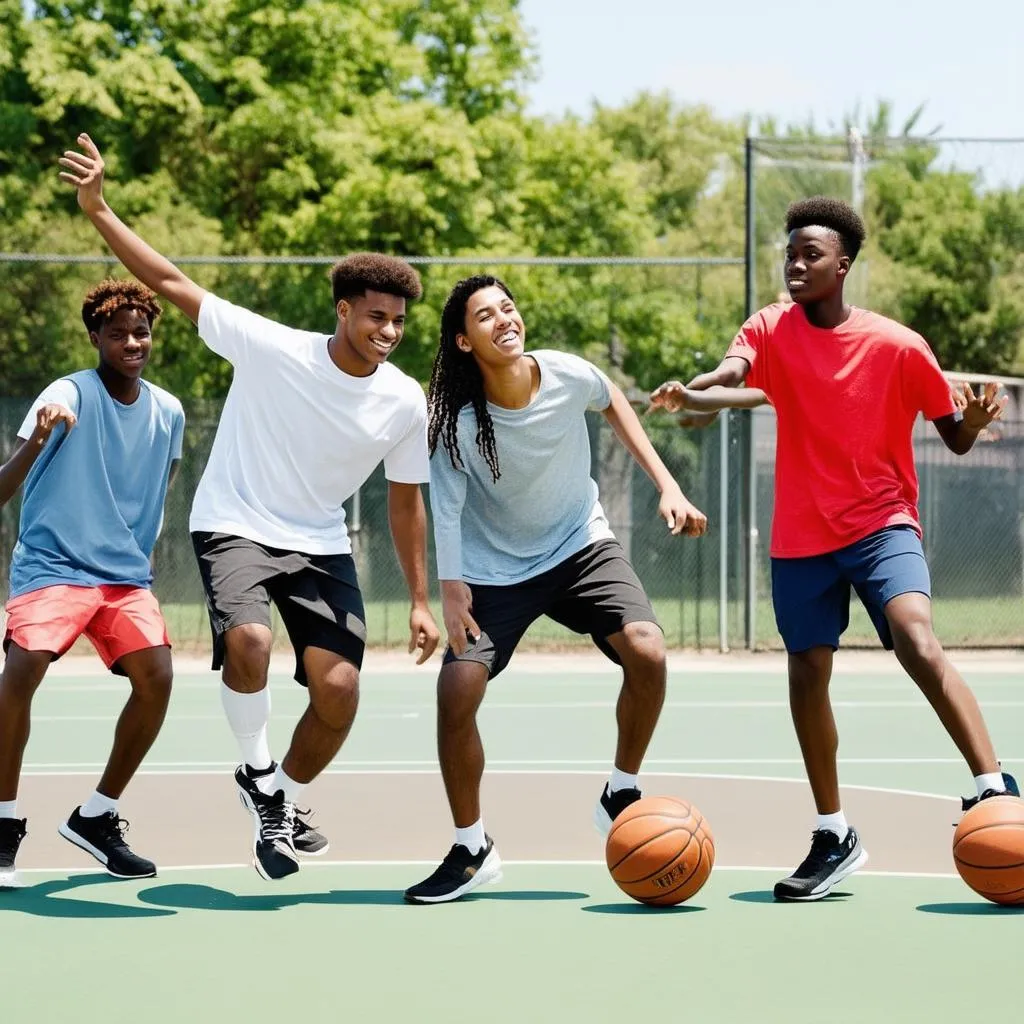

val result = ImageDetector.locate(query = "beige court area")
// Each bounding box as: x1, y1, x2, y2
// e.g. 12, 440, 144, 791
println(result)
3, 650, 1023, 1023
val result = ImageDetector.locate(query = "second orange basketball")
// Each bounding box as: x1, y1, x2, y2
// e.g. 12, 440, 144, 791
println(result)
605, 795, 715, 906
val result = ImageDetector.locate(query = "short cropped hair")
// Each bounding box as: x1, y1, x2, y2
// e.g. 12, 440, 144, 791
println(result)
786, 196, 866, 261
81, 279, 162, 334
330, 253, 423, 305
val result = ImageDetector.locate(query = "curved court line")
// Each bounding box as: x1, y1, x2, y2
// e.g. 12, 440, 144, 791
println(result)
19, 766, 961, 802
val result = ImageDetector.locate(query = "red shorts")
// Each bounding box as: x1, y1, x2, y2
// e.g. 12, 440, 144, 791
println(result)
3, 585, 170, 672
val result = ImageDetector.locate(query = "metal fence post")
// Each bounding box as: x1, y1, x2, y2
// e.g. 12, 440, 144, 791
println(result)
743, 136, 759, 650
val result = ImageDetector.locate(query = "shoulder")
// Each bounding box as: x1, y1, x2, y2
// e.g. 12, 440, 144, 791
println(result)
199, 292, 314, 345
376, 364, 427, 413
855, 310, 932, 352
532, 349, 608, 383
140, 380, 186, 419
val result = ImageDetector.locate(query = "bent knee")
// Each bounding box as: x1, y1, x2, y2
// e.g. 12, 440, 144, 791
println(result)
223, 624, 273, 683
892, 619, 942, 665
618, 621, 666, 672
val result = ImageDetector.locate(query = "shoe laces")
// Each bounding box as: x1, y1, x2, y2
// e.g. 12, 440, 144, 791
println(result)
259, 798, 296, 844
94, 813, 131, 851
796, 829, 841, 874
0, 819, 26, 859
293, 807, 319, 835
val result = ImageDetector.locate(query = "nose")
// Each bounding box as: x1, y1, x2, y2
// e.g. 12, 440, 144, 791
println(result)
379, 320, 398, 341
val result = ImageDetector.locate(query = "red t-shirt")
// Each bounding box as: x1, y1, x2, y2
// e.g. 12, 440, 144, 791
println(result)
727, 303, 956, 558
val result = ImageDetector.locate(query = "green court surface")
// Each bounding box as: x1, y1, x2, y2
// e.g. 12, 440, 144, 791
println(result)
4, 651, 1023, 1022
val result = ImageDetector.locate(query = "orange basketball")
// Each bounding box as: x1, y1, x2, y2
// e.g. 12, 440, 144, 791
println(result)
605, 795, 714, 906
953, 796, 1024, 905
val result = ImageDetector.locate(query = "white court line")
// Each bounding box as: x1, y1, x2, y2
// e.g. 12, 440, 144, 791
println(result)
11, 861, 960, 880
32, 712, 419, 722
480, 700, 1024, 710
18, 766, 960, 802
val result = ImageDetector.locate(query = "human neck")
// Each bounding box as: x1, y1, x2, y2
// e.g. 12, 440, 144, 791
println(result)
481, 355, 538, 410
800, 292, 852, 330
96, 363, 142, 405
328, 325, 376, 378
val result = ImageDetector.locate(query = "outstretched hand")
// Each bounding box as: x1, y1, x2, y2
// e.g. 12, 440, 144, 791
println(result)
33, 403, 76, 442
957, 382, 1008, 432
58, 134, 106, 214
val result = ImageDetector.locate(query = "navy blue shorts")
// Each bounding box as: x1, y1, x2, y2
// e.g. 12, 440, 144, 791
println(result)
771, 526, 931, 653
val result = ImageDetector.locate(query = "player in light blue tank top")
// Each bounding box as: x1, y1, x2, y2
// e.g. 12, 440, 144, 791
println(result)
0, 279, 184, 886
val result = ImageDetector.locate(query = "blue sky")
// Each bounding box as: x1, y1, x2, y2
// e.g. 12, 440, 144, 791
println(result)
519, 0, 1024, 140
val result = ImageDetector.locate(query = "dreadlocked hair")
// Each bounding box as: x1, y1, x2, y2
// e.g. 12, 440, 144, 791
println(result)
428, 275, 512, 484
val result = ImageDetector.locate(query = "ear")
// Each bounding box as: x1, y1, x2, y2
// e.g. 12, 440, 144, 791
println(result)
336, 299, 350, 321
455, 331, 472, 354
89, 331, 101, 351
837, 255, 852, 279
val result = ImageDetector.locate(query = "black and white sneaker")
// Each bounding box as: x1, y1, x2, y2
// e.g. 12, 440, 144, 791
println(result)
58, 808, 156, 879
404, 836, 502, 904
0, 817, 27, 889
242, 785, 299, 881
961, 772, 1020, 812
594, 783, 642, 837
235, 764, 328, 857
773, 827, 868, 902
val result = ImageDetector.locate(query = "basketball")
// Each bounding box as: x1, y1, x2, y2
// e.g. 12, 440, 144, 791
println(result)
953, 796, 1024, 905
605, 796, 714, 906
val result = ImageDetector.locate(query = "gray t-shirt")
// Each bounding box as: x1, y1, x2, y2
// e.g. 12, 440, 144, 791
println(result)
429, 349, 615, 585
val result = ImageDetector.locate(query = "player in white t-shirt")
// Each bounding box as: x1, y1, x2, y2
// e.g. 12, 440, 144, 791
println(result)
61, 134, 441, 881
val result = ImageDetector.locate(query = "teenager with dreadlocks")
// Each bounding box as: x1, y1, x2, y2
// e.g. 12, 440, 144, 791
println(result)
0, 279, 184, 886
404, 275, 707, 904
651, 195, 1018, 903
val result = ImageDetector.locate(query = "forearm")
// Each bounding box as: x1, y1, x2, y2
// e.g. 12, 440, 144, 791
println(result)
84, 202, 204, 323
387, 486, 431, 605
604, 387, 676, 492
688, 356, 748, 390
683, 386, 767, 412
949, 422, 983, 456
0, 437, 45, 507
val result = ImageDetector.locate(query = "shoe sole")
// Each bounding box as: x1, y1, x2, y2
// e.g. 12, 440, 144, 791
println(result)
237, 787, 300, 881
593, 802, 614, 838
0, 867, 22, 889
56, 822, 156, 879
774, 846, 870, 902
295, 841, 330, 858
404, 848, 504, 904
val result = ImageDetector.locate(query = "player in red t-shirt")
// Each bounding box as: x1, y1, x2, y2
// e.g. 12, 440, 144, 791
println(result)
650, 196, 1018, 902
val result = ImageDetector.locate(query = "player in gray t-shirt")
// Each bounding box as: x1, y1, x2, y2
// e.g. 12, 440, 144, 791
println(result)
405, 275, 707, 904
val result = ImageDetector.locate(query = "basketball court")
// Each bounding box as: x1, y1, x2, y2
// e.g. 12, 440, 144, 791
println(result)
3, 650, 1022, 1022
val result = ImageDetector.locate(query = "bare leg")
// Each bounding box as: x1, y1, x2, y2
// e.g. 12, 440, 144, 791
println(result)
436, 660, 489, 827
0, 644, 52, 801
280, 647, 359, 784
788, 646, 841, 814
886, 593, 999, 775
604, 621, 666, 774
94, 646, 173, 800
222, 623, 273, 695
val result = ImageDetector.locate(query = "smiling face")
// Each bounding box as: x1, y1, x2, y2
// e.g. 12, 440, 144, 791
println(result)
456, 285, 526, 367
336, 290, 408, 369
91, 306, 153, 379
784, 225, 850, 305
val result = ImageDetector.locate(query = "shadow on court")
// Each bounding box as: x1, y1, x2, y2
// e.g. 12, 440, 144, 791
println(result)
916, 901, 1024, 916
0, 873, 175, 919
137, 883, 589, 912
729, 890, 853, 904
581, 902, 705, 915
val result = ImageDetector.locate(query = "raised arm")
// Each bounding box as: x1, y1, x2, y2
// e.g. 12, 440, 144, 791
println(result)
59, 134, 206, 324
602, 384, 707, 537
0, 405, 77, 507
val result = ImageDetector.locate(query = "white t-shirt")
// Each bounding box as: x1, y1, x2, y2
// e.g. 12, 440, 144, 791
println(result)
189, 293, 428, 554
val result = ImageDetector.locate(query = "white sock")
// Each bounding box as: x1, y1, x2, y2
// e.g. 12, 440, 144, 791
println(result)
0, 800, 18, 819
265, 765, 306, 805
816, 811, 849, 841
220, 683, 273, 771
976, 772, 1007, 798
455, 819, 486, 855
609, 767, 639, 794
80, 790, 118, 819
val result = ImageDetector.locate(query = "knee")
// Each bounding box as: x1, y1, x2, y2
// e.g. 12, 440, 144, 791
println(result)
619, 622, 666, 681
223, 624, 272, 689
788, 648, 832, 693
130, 663, 173, 704
437, 670, 485, 733
308, 665, 359, 729
892, 619, 943, 670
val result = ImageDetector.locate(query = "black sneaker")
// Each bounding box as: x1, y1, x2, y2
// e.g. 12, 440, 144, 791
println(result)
235, 764, 329, 857
0, 818, 27, 889
594, 783, 642, 836
245, 787, 299, 881
404, 836, 502, 904
961, 772, 1020, 812
773, 827, 868, 902
58, 808, 156, 879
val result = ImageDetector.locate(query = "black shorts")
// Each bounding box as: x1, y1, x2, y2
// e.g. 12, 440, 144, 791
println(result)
191, 531, 366, 684
444, 539, 659, 679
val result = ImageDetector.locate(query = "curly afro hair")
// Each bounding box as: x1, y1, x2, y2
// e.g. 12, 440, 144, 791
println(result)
330, 253, 423, 305
81, 279, 162, 334
786, 196, 866, 261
